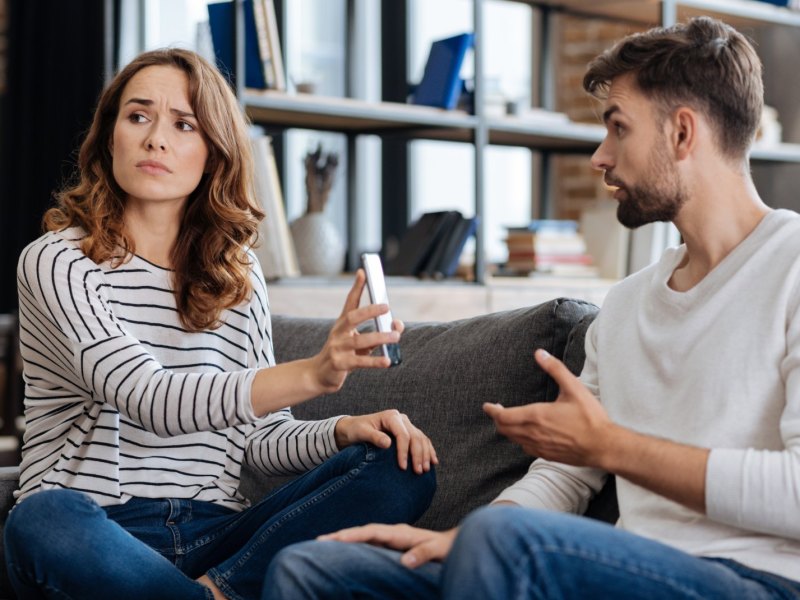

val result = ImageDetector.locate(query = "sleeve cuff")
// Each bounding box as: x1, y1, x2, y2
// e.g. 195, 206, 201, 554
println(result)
705, 447, 746, 525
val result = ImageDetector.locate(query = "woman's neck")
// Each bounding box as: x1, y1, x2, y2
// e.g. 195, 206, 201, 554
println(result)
123, 199, 185, 269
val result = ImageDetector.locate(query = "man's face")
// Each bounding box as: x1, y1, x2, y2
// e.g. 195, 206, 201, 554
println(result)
591, 73, 687, 229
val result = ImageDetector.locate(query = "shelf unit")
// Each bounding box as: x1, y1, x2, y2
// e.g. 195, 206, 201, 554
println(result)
234, 0, 800, 284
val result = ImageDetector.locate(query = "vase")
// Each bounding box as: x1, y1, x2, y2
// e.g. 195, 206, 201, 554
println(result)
290, 212, 346, 276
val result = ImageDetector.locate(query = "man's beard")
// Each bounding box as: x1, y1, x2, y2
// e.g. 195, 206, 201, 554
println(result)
611, 140, 687, 229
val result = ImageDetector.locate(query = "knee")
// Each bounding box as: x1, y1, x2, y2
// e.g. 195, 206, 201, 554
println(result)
5, 490, 100, 555
368, 441, 437, 518
453, 505, 558, 568
457, 505, 522, 549
266, 542, 313, 592
264, 541, 341, 600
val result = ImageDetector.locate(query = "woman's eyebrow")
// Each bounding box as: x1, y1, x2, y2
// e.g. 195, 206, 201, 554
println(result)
123, 98, 196, 119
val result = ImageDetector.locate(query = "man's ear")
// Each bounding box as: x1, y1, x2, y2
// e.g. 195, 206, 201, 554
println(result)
671, 107, 696, 160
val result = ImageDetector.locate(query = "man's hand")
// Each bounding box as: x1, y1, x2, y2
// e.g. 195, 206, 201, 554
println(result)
335, 410, 438, 474
485, 349, 709, 512
483, 349, 615, 468
319, 524, 458, 568
310, 270, 404, 395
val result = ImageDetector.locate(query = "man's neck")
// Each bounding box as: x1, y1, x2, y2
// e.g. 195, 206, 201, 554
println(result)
669, 168, 770, 292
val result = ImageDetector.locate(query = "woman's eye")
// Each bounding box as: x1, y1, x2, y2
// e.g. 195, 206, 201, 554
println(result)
177, 121, 195, 132
128, 113, 148, 124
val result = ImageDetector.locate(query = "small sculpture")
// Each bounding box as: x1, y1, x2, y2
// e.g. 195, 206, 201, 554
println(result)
304, 145, 339, 213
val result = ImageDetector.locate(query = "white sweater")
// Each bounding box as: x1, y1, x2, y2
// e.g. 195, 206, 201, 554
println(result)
16, 228, 341, 510
497, 209, 800, 581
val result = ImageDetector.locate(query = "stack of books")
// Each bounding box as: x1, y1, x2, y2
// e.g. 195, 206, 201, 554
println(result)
503, 220, 597, 277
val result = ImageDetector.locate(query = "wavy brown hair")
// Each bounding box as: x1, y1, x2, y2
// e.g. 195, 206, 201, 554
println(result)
44, 48, 265, 331
583, 16, 763, 163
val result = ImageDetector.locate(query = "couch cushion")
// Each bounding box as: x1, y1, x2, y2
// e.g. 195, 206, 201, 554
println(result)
241, 298, 599, 530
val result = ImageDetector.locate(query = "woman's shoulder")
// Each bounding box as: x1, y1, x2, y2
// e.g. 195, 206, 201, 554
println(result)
18, 227, 94, 277
24, 226, 87, 252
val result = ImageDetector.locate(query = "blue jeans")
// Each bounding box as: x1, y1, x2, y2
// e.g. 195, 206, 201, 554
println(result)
264, 506, 800, 599
4, 442, 435, 600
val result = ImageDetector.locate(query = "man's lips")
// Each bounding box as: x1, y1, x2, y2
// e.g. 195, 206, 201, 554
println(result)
136, 160, 172, 174
604, 177, 626, 199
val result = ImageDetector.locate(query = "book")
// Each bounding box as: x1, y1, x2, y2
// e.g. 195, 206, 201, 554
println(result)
207, 0, 266, 89
261, 0, 286, 91
504, 219, 579, 234
251, 0, 276, 88
385, 211, 461, 276
427, 215, 478, 280
412, 33, 474, 110
418, 211, 464, 279
250, 135, 300, 279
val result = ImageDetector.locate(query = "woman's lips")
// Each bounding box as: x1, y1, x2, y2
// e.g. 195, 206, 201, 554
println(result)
136, 160, 172, 175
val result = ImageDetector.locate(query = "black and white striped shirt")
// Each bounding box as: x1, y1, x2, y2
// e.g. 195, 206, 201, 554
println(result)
15, 227, 341, 510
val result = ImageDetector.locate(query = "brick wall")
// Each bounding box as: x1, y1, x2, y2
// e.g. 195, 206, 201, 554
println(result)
553, 15, 645, 220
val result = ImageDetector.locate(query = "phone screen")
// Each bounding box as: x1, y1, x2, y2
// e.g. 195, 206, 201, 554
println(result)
361, 253, 402, 366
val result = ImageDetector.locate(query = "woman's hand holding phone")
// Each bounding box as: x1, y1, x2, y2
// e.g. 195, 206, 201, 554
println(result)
309, 269, 404, 395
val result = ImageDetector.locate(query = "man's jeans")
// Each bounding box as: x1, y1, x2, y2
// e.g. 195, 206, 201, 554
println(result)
264, 505, 800, 600
4, 442, 435, 600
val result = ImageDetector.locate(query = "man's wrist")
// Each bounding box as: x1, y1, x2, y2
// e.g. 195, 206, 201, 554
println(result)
593, 422, 631, 473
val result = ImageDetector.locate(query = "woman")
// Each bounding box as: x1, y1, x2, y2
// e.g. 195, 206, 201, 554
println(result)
5, 48, 436, 600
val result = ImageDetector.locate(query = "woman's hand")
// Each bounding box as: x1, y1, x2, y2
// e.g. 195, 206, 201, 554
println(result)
309, 270, 404, 395
319, 524, 458, 568
334, 409, 439, 474
249, 271, 403, 417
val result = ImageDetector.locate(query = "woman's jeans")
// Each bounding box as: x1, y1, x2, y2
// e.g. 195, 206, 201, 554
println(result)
264, 506, 800, 600
4, 442, 435, 600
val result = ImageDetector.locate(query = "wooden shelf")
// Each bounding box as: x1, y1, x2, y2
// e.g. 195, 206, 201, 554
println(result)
512, 0, 800, 28
487, 116, 605, 151
244, 90, 478, 142
750, 142, 800, 163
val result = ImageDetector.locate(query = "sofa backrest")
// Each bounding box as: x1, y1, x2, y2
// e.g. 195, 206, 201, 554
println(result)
241, 298, 605, 530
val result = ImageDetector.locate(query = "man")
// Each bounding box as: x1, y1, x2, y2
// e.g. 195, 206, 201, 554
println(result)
261, 17, 800, 599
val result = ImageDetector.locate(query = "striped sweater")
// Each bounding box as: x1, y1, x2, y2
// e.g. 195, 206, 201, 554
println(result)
15, 227, 341, 510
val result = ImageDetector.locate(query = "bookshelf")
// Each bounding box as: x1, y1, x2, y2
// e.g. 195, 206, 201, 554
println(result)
232, 0, 800, 287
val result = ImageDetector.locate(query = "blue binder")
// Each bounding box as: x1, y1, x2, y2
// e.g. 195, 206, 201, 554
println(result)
413, 33, 474, 110
207, 0, 266, 89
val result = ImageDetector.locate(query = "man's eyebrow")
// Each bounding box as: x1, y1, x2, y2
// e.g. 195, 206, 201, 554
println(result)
602, 105, 621, 124
123, 98, 196, 118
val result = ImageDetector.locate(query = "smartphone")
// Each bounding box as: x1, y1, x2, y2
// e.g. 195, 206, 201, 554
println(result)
361, 253, 402, 366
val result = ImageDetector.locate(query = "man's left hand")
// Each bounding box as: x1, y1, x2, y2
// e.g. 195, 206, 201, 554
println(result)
335, 410, 438, 474
483, 349, 615, 468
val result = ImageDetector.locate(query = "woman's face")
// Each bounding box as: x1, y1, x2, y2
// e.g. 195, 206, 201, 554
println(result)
111, 65, 209, 211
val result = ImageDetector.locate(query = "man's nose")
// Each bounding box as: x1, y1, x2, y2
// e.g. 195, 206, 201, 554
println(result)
590, 137, 613, 172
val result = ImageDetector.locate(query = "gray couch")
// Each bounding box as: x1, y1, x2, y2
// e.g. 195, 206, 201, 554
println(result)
0, 297, 615, 598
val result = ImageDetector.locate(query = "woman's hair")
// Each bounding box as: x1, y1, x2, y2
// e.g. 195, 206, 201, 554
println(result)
44, 48, 264, 331
583, 16, 763, 162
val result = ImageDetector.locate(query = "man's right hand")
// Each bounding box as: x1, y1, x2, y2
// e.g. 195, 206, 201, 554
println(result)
318, 524, 458, 568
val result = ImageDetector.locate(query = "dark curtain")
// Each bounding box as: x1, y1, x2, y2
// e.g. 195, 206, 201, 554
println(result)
0, 0, 107, 313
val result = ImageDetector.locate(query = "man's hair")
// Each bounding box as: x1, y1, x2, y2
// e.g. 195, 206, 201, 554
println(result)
44, 48, 265, 332
583, 16, 763, 160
